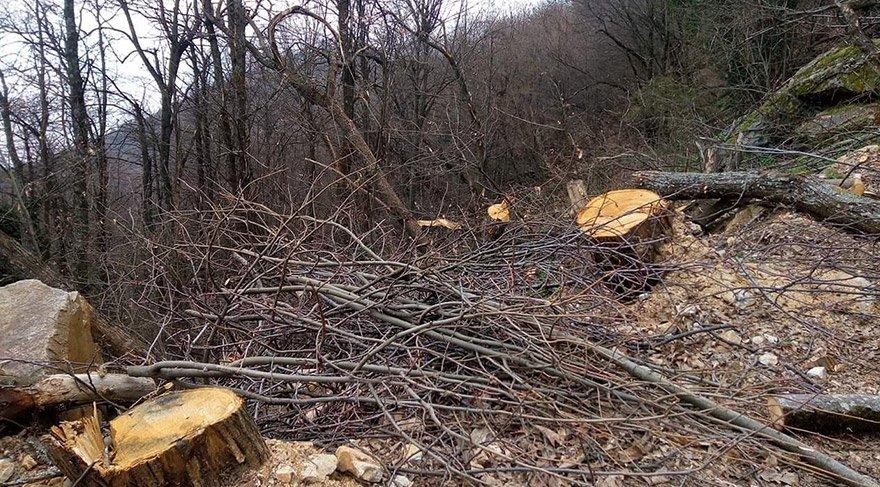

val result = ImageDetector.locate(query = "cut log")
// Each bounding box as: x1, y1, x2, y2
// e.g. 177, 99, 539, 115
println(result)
632, 171, 880, 234
46, 387, 268, 486
768, 394, 880, 433
1, 373, 156, 420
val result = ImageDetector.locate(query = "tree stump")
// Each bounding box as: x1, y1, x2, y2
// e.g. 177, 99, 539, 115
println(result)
46, 387, 268, 486
566, 179, 590, 216
576, 189, 671, 296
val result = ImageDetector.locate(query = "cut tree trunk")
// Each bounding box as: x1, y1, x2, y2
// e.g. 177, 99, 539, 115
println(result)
46, 387, 268, 486
575, 190, 672, 296
1, 373, 155, 420
768, 394, 880, 433
632, 171, 880, 234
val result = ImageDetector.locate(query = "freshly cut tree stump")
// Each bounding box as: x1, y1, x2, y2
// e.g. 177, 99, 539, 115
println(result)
576, 190, 671, 296
47, 387, 268, 486
576, 189, 670, 240
768, 394, 880, 433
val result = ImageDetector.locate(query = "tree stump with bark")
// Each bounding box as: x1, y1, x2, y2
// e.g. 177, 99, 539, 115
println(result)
46, 387, 268, 486
575, 189, 671, 296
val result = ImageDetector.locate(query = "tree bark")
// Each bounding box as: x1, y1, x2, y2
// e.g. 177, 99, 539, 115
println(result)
228, 0, 250, 190
632, 171, 880, 234
1, 373, 155, 420
63, 0, 92, 284
768, 394, 880, 433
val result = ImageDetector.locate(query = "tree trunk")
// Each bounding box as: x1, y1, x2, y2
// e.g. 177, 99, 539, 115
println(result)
47, 388, 268, 486
228, 0, 250, 189
566, 179, 590, 216
63, 0, 92, 285
1, 373, 155, 420
768, 394, 880, 433
632, 171, 880, 234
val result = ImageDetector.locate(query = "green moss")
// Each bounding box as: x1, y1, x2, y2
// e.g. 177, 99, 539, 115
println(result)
725, 40, 880, 145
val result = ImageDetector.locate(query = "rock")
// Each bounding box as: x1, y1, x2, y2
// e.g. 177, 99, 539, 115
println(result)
813, 269, 876, 314
794, 103, 878, 143
0, 458, 15, 483
391, 474, 413, 487
298, 453, 337, 484
759, 352, 779, 366
807, 366, 828, 379
274, 465, 296, 484
718, 330, 742, 345
723, 204, 765, 236
335, 445, 383, 483
728, 40, 880, 147
0, 280, 102, 382
831, 145, 880, 197
400, 443, 423, 462
20, 453, 37, 470
751, 335, 766, 346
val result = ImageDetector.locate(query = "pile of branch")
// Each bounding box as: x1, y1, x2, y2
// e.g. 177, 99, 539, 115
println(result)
110, 199, 878, 486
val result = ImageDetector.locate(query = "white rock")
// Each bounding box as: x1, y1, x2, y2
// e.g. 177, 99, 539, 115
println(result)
751, 335, 766, 346
391, 475, 413, 487
401, 443, 423, 462
807, 366, 827, 379
763, 334, 779, 344
298, 453, 338, 484
758, 352, 778, 366
336, 445, 383, 483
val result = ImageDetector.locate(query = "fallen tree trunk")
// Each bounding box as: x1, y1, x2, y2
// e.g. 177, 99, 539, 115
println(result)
632, 171, 880, 234
768, 394, 880, 433
47, 387, 268, 486
1, 373, 156, 419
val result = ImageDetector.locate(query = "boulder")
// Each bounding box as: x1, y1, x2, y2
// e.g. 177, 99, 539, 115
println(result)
728, 40, 880, 149
0, 280, 102, 382
794, 103, 878, 143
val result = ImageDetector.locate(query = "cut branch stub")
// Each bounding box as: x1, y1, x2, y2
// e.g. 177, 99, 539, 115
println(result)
46, 387, 268, 486
487, 199, 511, 222
576, 189, 669, 239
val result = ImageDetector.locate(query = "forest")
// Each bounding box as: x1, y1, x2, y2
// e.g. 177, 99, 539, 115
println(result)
0, 0, 879, 485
